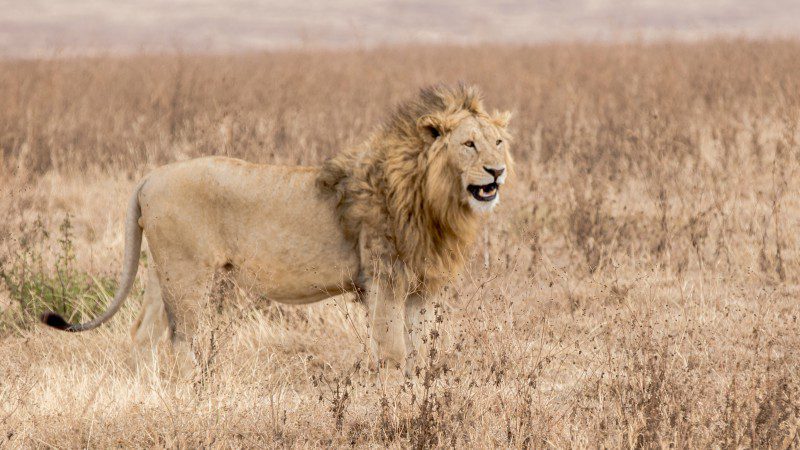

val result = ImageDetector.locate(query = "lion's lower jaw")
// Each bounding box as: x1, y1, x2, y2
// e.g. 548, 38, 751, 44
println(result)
468, 195, 499, 214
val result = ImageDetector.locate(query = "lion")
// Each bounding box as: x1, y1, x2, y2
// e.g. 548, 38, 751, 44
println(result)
41, 84, 512, 375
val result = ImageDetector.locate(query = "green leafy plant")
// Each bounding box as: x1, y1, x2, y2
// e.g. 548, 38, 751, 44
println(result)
0, 215, 117, 333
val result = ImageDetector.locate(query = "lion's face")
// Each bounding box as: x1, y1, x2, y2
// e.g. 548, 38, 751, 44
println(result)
438, 115, 512, 214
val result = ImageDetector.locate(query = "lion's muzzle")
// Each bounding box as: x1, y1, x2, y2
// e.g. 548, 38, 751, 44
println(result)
467, 165, 506, 202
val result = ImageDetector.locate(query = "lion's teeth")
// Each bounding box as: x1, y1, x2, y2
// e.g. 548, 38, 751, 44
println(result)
480, 187, 496, 197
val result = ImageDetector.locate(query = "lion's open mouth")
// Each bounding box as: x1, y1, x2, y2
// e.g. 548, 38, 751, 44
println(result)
467, 182, 499, 202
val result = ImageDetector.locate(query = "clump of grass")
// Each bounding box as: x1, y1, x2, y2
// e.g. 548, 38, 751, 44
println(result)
0, 215, 116, 332
312, 359, 361, 433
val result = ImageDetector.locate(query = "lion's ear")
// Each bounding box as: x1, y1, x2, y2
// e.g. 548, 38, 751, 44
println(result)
491, 110, 512, 129
417, 114, 449, 141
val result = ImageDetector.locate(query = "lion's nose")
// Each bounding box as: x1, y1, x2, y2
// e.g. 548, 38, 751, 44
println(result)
483, 166, 505, 180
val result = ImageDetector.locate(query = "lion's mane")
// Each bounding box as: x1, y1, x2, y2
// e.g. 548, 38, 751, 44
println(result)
317, 84, 491, 291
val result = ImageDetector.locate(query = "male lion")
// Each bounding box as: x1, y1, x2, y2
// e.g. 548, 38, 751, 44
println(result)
41, 84, 512, 374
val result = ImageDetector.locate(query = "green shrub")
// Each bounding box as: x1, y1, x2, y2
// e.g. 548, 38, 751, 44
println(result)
0, 215, 117, 333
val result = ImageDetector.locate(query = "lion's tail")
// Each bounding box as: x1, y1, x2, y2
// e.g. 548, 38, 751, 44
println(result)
40, 178, 147, 332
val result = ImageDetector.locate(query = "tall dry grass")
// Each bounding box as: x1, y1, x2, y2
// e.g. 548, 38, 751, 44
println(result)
1, 40, 800, 447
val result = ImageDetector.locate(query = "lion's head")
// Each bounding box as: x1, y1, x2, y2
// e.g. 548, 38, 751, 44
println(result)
415, 93, 512, 215
318, 84, 512, 288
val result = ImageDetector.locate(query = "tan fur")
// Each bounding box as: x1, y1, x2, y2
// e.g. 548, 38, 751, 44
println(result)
67, 84, 511, 376
317, 84, 512, 292
317, 84, 513, 369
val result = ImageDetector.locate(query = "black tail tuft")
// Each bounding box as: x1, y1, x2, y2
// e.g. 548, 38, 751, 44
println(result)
40, 311, 75, 331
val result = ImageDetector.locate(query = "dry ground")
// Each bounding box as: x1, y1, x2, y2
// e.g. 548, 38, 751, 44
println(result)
1, 41, 800, 447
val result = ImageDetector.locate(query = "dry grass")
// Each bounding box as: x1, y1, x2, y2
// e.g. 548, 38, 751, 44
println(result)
2, 40, 800, 447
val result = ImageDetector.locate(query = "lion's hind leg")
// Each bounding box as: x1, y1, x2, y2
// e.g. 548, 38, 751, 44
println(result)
154, 256, 217, 381
130, 260, 169, 375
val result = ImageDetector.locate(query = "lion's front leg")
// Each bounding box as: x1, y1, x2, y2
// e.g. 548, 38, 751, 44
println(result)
405, 292, 449, 376
364, 278, 407, 371
403, 293, 429, 376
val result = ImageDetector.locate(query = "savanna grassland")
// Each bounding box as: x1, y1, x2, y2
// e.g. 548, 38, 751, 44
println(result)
1, 41, 800, 448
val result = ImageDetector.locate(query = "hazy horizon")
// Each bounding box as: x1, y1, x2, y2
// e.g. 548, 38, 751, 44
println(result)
2, 0, 800, 57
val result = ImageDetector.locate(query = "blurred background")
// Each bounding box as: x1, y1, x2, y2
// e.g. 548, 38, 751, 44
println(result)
2, 0, 800, 57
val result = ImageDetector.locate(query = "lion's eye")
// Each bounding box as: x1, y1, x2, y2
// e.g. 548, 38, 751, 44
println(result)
464, 141, 475, 148
496, 139, 503, 146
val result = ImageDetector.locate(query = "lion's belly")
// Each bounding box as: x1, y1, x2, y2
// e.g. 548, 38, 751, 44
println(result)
235, 260, 357, 304
139, 157, 361, 304
233, 230, 360, 304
